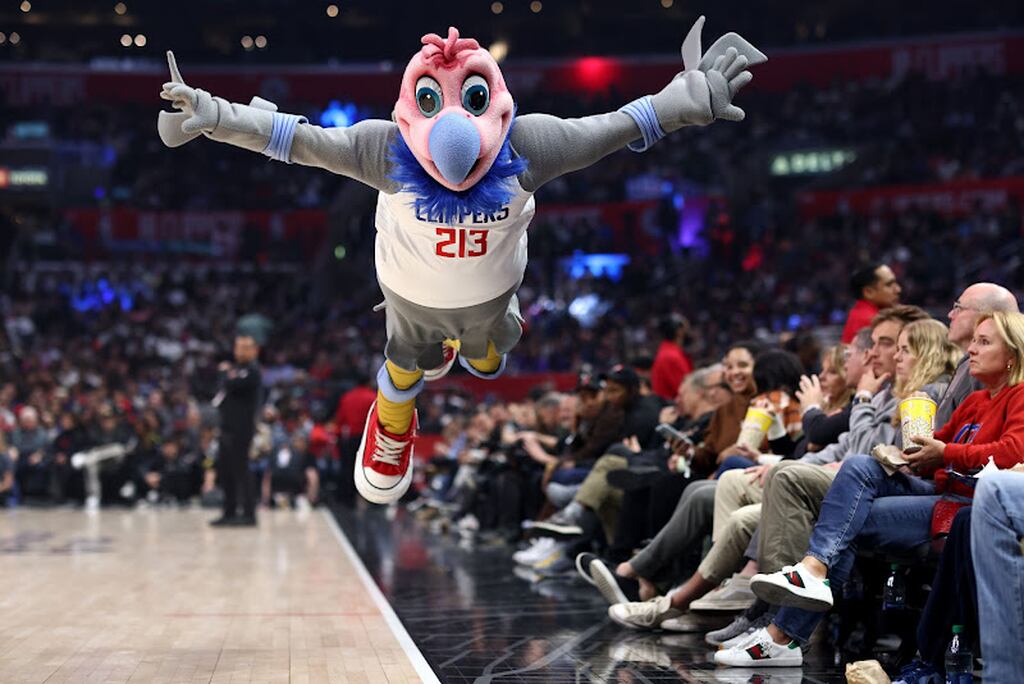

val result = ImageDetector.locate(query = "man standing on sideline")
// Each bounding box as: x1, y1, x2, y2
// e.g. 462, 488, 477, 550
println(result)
211, 333, 263, 527
841, 263, 902, 343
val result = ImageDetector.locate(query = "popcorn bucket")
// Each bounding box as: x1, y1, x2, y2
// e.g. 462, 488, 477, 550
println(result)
736, 407, 773, 451
899, 396, 936, 453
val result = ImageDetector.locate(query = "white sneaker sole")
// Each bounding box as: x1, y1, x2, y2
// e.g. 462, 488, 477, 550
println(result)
530, 521, 583, 537
750, 574, 832, 612
589, 558, 629, 606
353, 406, 414, 505
689, 595, 756, 612
713, 648, 803, 667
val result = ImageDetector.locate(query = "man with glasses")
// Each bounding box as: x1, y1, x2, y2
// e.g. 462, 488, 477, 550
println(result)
939, 283, 1018, 426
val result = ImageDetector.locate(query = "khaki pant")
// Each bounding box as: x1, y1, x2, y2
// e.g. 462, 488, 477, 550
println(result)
757, 461, 838, 573
575, 454, 628, 541
697, 502, 762, 584
713, 467, 764, 541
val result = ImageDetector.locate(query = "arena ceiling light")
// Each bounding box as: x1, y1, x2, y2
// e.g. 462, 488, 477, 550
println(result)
120, 33, 132, 47
134, 33, 146, 47
326, 4, 339, 17
241, 35, 254, 50
254, 35, 267, 49
491, 2, 503, 14
488, 40, 508, 63
9, 31, 20, 45
114, 2, 127, 15
530, 1, 542, 13
19, 1, 31, 13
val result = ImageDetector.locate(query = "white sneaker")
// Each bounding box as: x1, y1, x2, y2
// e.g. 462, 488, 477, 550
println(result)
457, 513, 480, 539
587, 556, 629, 606
608, 595, 683, 631
658, 615, 703, 632
691, 574, 757, 612
513, 537, 556, 566
713, 627, 803, 667
718, 612, 775, 649
750, 562, 833, 612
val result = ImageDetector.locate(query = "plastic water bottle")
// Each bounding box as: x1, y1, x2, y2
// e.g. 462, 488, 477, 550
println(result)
944, 625, 973, 683
882, 563, 906, 610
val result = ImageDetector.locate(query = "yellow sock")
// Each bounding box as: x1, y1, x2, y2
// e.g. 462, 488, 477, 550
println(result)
377, 361, 422, 434
466, 341, 501, 374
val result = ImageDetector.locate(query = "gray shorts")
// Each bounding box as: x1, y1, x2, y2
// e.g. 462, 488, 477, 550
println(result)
377, 281, 524, 372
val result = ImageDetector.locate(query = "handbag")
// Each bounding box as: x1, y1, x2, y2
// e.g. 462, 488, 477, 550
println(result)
930, 469, 976, 538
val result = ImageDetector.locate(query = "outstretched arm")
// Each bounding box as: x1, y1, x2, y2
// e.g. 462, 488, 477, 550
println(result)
513, 17, 764, 192
158, 52, 399, 193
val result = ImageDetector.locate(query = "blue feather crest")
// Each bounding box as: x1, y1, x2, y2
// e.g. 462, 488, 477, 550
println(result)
388, 119, 528, 225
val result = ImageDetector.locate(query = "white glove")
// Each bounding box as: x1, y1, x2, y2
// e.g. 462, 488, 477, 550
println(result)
157, 51, 219, 147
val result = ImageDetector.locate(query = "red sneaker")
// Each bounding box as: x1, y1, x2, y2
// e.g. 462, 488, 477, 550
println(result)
353, 401, 416, 504
423, 340, 458, 382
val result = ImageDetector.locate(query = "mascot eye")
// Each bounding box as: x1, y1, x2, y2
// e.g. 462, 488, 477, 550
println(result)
461, 75, 490, 116
415, 76, 443, 118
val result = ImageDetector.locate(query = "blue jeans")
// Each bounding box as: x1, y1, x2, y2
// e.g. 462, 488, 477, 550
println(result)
714, 455, 757, 479
971, 471, 1024, 682
550, 466, 593, 485
808, 454, 938, 583
775, 454, 942, 644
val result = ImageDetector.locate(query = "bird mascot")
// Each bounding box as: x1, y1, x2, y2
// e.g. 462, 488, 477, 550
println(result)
158, 17, 766, 504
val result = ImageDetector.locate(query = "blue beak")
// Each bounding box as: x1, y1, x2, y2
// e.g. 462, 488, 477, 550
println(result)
428, 113, 481, 185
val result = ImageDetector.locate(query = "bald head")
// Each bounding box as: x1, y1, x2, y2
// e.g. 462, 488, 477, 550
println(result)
948, 283, 1020, 349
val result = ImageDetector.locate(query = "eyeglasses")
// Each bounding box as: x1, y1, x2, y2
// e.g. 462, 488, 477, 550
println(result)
951, 301, 977, 314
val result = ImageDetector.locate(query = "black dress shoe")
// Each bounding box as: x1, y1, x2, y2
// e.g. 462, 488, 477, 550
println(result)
234, 514, 257, 527
209, 515, 239, 527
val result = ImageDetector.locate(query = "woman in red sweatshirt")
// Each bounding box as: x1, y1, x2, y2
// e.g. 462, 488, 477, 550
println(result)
714, 311, 1024, 668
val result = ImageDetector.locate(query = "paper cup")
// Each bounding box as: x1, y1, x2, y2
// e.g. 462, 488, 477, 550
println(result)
737, 407, 773, 451
900, 396, 936, 453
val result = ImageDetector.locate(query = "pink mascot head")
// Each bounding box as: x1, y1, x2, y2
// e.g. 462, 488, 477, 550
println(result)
394, 27, 515, 192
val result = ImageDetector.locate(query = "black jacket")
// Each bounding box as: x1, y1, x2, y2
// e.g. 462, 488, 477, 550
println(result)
217, 362, 262, 437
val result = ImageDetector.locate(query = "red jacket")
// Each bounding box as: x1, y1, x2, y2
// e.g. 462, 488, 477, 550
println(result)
841, 299, 880, 344
932, 382, 1024, 494
651, 340, 693, 401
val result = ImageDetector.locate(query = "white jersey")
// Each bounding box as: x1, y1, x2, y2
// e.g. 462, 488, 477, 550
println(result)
374, 181, 536, 309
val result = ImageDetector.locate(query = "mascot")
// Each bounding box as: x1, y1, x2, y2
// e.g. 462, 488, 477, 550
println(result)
158, 17, 765, 504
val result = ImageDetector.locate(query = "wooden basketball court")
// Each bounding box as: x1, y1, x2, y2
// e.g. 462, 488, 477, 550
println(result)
0, 507, 437, 684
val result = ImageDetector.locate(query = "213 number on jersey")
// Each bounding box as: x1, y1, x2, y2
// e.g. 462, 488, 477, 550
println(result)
435, 227, 488, 258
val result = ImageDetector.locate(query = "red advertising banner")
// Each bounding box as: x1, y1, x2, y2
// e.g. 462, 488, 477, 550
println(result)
797, 177, 1024, 219
3, 31, 1020, 107
63, 208, 329, 260
427, 372, 578, 402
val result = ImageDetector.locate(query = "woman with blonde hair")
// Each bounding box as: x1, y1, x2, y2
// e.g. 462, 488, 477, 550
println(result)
819, 344, 853, 414
891, 318, 961, 429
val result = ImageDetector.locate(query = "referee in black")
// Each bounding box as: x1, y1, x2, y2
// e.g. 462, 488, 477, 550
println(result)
210, 333, 262, 527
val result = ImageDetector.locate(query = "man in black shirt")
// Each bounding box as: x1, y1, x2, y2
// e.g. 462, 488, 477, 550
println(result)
211, 334, 262, 527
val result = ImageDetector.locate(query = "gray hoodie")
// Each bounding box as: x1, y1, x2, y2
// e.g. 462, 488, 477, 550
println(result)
800, 379, 949, 465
